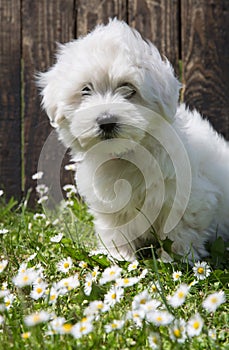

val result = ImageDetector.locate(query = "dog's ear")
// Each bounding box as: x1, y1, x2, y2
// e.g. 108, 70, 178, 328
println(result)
36, 70, 66, 128
158, 58, 182, 122
141, 41, 182, 122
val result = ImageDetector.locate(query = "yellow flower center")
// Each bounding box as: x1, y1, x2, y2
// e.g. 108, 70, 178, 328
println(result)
21, 332, 30, 339
109, 271, 115, 276
23, 276, 29, 282
178, 291, 185, 299
151, 285, 157, 292
140, 298, 146, 304
197, 267, 204, 274
36, 288, 43, 294
81, 317, 88, 323
156, 316, 163, 322
80, 326, 86, 333
92, 271, 97, 277
32, 315, 40, 323
151, 336, 158, 344
50, 294, 56, 300
210, 297, 217, 304
173, 329, 181, 338
62, 323, 72, 332
193, 321, 200, 329
5, 300, 10, 307
111, 293, 116, 299
97, 303, 103, 309
63, 262, 69, 269
111, 323, 117, 329
123, 278, 129, 284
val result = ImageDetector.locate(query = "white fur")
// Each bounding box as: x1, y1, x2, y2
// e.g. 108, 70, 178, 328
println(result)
38, 19, 229, 261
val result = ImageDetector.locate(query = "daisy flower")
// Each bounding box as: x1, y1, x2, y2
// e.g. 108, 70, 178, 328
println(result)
37, 195, 48, 204
24, 311, 51, 326
126, 309, 145, 328
50, 233, 63, 243
56, 257, 73, 273
128, 260, 139, 272
27, 253, 37, 262
13, 268, 38, 287
186, 313, 204, 337
36, 184, 48, 196
4, 293, 15, 309
99, 265, 122, 285
32, 171, 43, 180
144, 300, 162, 321
168, 284, 190, 308
84, 273, 93, 296
91, 266, 100, 281
79, 261, 88, 269
169, 319, 187, 343
104, 319, 125, 333
149, 281, 161, 296
132, 290, 152, 311
139, 268, 148, 280
172, 270, 182, 282
148, 332, 161, 349
0, 259, 8, 273
65, 163, 77, 171
71, 317, 93, 339
30, 282, 47, 300
33, 213, 46, 220
84, 300, 109, 316
148, 310, 174, 326
48, 287, 60, 304
202, 291, 226, 313
21, 332, 31, 339
58, 274, 80, 292
104, 286, 124, 307
208, 328, 217, 340
116, 277, 139, 288
193, 261, 211, 280
0, 228, 9, 235
63, 184, 77, 197
49, 317, 66, 334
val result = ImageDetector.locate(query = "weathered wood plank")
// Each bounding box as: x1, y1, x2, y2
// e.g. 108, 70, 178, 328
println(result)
76, 0, 127, 36
128, 0, 180, 77
181, 0, 229, 139
22, 0, 75, 203
0, 0, 21, 200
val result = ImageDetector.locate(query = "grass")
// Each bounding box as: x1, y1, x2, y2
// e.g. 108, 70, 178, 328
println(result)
0, 189, 228, 350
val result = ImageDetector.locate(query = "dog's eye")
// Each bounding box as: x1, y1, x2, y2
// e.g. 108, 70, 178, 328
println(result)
81, 85, 92, 96
117, 84, 136, 99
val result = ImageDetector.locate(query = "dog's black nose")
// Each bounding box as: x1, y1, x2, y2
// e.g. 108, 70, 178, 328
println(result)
97, 113, 119, 139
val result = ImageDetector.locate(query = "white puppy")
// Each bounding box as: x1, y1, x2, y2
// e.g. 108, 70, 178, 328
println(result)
38, 19, 229, 261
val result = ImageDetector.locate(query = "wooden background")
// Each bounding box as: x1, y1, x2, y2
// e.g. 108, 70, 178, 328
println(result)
0, 0, 228, 203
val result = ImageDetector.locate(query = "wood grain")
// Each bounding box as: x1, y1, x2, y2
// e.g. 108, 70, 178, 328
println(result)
128, 0, 180, 77
22, 0, 75, 203
181, 0, 229, 139
0, 0, 22, 200
76, 0, 127, 36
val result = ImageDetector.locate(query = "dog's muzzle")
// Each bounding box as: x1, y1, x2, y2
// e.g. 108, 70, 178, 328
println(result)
97, 113, 119, 140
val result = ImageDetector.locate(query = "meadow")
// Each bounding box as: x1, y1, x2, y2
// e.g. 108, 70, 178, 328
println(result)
0, 178, 228, 350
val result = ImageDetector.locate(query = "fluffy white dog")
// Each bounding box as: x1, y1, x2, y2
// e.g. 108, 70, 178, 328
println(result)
38, 19, 229, 261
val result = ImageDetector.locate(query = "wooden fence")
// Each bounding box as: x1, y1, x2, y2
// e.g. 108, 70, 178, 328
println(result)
0, 0, 228, 203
